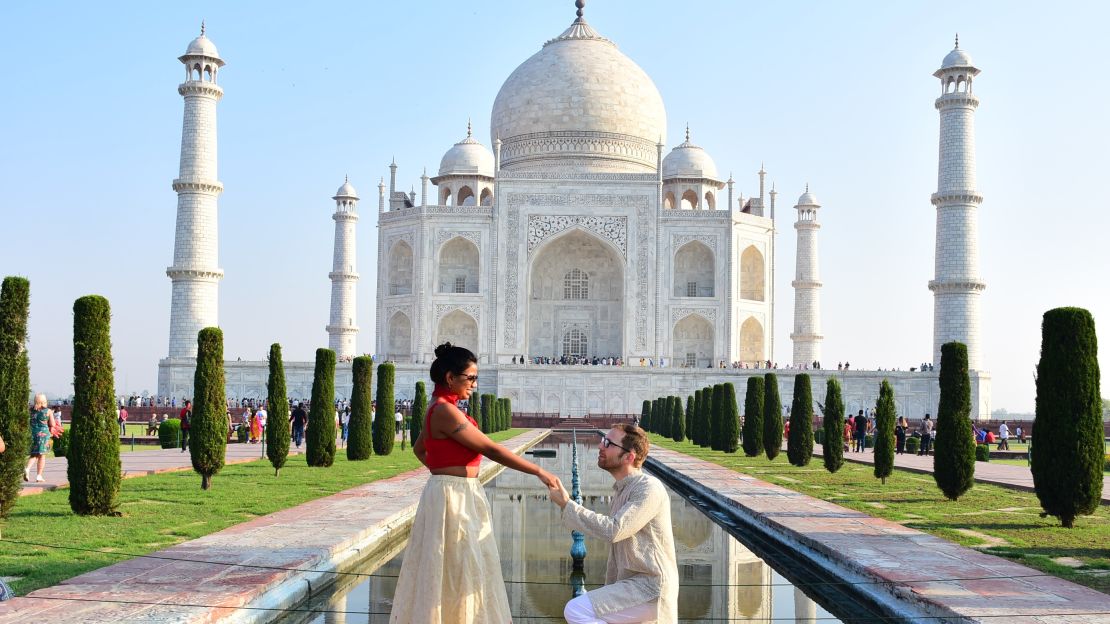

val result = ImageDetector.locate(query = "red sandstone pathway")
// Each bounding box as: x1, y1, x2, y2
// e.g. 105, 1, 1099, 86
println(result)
650, 445, 1110, 623
812, 443, 1110, 503
19, 440, 309, 496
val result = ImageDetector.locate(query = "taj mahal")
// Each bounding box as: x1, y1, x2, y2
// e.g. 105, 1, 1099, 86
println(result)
157, 4, 991, 419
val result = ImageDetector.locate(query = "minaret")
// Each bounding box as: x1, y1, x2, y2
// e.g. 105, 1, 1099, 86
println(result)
327, 177, 360, 359
167, 23, 225, 358
929, 37, 985, 370
790, 186, 823, 366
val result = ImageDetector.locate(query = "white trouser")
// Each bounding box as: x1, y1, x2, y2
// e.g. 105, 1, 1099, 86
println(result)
564, 593, 658, 624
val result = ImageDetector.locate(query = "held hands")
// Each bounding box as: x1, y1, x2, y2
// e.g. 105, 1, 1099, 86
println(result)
535, 467, 559, 489
547, 477, 570, 509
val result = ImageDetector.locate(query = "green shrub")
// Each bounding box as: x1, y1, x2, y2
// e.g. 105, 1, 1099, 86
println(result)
190, 327, 228, 490
975, 444, 991, 462
933, 342, 976, 501
742, 377, 764, 457
52, 429, 71, 458
865, 434, 874, 448
684, 396, 694, 441
814, 428, 825, 445
706, 385, 722, 451
411, 381, 427, 442
373, 362, 396, 455
235, 426, 248, 443
306, 348, 337, 466
68, 295, 122, 512
671, 395, 685, 442
640, 400, 651, 431
722, 383, 740, 453
159, 419, 181, 449
502, 397, 512, 431
822, 378, 845, 473
467, 391, 481, 425
480, 394, 495, 434
697, 387, 712, 448
873, 379, 897, 484
787, 374, 814, 467
347, 356, 374, 460
0, 276, 31, 519
1032, 307, 1103, 528
266, 344, 291, 475
905, 436, 920, 455
763, 374, 783, 460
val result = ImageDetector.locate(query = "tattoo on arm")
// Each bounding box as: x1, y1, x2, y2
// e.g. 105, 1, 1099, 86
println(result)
451, 422, 467, 434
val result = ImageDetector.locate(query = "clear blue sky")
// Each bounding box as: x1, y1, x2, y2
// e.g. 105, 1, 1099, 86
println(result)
2, 1, 1107, 413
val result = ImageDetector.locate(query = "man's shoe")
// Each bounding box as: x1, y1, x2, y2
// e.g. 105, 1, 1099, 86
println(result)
35, 474, 44, 483
23, 469, 29, 481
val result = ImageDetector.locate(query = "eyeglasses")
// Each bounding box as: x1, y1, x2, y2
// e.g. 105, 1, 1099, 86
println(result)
598, 432, 631, 453
454, 374, 479, 384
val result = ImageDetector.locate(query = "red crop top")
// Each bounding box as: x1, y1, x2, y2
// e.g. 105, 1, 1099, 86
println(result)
423, 386, 482, 470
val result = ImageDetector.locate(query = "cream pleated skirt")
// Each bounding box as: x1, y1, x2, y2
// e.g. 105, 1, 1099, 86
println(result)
389, 475, 512, 623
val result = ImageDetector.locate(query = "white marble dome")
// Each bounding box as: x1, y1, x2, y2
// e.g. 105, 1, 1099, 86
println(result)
438, 129, 495, 178
490, 17, 666, 172
184, 35, 221, 59
334, 178, 358, 199
797, 190, 819, 206
941, 47, 973, 69
662, 133, 719, 181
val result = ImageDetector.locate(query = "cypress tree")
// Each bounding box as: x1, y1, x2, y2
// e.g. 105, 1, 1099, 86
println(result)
679, 395, 688, 439
266, 343, 291, 475
873, 379, 897, 483
933, 342, 976, 501
690, 390, 703, 446
722, 382, 740, 453
640, 399, 651, 431
411, 381, 427, 442
0, 277, 30, 518
493, 397, 502, 432
1032, 308, 1103, 528
306, 348, 337, 467
671, 395, 686, 442
698, 386, 712, 448
709, 384, 724, 451
502, 397, 513, 430
649, 397, 660, 434
467, 390, 481, 425
661, 397, 673, 437
66, 296, 121, 513
742, 377, 765, 457
373, 362, 396, 455
347, 356, 374, 460
787, 374, 814, 467
190, 327, 228, 490
822, 378, 845, 473
763, 373, 783, 460
480, 393, 494, 433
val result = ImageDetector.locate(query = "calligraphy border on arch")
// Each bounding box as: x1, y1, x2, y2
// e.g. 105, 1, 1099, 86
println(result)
527, 215, 627, 258
671, 306, 718, 328
434, 303, 482, 325
435, 230, 481, 248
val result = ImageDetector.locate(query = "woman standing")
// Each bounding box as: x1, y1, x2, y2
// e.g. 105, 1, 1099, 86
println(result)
25, 393, 55, 482
895, 416, 908, 454
250, 409, 262, 444
390, 343, 558, 623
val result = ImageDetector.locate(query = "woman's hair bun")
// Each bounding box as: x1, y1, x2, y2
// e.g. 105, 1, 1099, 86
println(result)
434, 342, 454, 358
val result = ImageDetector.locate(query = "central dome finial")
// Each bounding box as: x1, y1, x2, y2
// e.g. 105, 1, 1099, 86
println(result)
575, 0, 585, 19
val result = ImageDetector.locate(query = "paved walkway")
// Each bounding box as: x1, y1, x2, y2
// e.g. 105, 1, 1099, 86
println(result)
814, 443, 1110, 503
650, 445, 1110, 623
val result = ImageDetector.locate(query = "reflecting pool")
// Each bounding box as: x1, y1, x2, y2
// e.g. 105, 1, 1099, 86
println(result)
275, 436, 844, 623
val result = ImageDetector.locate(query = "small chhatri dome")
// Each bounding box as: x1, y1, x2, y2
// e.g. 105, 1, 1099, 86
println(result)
941, 36, 973, 69
334, 175, 358, 200
183, 21, 222, 60
662, 126, 720, 181
438, 121, 495, 178
796, 185, 820, 207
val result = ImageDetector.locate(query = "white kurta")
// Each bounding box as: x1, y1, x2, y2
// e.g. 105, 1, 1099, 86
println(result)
561, 470, 679, 624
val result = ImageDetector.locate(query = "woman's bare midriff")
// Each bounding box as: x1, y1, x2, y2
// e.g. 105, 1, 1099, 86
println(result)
430, 465, 480, 478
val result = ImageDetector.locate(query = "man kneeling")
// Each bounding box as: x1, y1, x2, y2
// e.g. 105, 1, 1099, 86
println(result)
548, 424, 678, 623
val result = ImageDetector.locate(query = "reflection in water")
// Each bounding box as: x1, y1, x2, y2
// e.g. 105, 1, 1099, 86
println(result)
274, 439, 841, 623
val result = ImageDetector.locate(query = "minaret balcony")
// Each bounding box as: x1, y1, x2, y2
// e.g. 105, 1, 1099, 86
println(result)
173, 178, 223, 194
166, 267, 224, 281
791, 279, 823, 288
326, 324, 360, 334
178, 81, 224, 99
934, 93, 979, 109
931, 191, 983, 206
328, 271, 360, 280
928, 279, 986, 293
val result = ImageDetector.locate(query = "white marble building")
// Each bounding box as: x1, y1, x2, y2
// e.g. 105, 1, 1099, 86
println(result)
157, 10, 991, 419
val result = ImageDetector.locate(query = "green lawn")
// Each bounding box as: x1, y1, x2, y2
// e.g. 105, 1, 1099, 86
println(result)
1, 429, 525, 596
649, 435, 1110, 594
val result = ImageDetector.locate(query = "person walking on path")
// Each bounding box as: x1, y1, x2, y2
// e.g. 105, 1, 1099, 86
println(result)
25, 394, 57, 482
853, 410, 867, 453
290, 403, 308, 449
339, 407, 350, 447
389, 342, 558, 624
997, 421, 1010, 450
179, 400, 191, 452
250, 409, 262, 444
547, 424, 680, 624
917, 413, 934, 456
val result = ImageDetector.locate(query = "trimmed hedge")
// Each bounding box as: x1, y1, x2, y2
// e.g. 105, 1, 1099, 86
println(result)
190, 327, 228, 490
68, 295, 122, 512
306, 348, 337, 466
1032, 307, 1104, 528
906, 436, 921, 455
347, 356, 374, 461
0, 276, 31, 519
787, 374, 813, 467
266, 343, 291, 475
975, 444, 991, 462
821, 378, 845, 473
763, 374, 783, 460
933, 342, 976, 501
742, 377, 764, 457
373, 362, 396, 455
158, 419, 181, 449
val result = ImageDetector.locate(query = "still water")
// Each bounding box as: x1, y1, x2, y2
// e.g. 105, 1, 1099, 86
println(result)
276, 437, 844, 623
